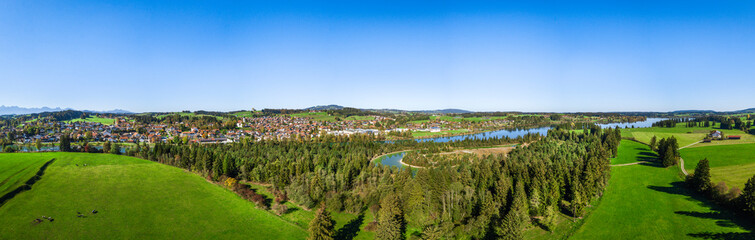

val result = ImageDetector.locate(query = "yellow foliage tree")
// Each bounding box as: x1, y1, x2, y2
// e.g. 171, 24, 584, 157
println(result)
225, 177, 237, 189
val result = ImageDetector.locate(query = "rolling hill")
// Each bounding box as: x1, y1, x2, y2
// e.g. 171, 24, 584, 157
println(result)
0, 152, 306, 239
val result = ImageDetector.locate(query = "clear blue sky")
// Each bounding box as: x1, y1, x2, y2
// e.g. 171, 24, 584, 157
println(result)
1, 1, 754, 112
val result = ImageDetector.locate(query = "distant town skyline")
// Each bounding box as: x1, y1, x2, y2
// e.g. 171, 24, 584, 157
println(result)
2, 1, 754, 112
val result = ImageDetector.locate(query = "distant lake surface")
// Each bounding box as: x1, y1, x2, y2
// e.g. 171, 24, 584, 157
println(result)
376, 152, 407, 169
596, 118, 667, 129
378, 117, 667, 168
415, 127, 551, 143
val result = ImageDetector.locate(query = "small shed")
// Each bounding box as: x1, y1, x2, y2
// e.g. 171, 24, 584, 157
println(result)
728, 135, 741, 140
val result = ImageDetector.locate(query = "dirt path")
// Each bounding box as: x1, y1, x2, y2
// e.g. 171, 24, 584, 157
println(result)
398, 158, 426, 169
677, 141, 699, 176
610, 161, 650, 167
679, 141, 701, 150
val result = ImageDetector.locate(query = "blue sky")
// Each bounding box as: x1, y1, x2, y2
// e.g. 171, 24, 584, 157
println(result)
1, 1, 754, 112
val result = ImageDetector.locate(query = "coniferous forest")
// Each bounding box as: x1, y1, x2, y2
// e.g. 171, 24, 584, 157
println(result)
132, 127, 621, 239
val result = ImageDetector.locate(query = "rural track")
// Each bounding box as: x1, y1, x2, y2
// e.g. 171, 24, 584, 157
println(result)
610, 161, 650, 167
677, 141, 700, 176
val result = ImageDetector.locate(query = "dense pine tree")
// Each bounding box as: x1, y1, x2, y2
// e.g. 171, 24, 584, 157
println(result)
742, 175, 755, 217
496, 182, 527, 240
376, 194, 406, 240
691, 159, 711, 193
308, 204, 335, 240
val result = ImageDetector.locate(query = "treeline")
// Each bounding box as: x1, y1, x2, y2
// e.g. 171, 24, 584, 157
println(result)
686, 159, 755, 221
649, 136, 680, 167
118, 125, 620, 239
654, 116, 753, 132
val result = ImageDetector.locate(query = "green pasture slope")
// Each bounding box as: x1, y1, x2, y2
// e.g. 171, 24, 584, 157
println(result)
622, 123, 755, 147
622, 126, 707, 147
680, 143, 755, 189
573, 140, 752, 239
0, 153, 306, 239
0, 155, 51, 196
609, 140, 656, 165
64, 116, 116, 125
290, 112, 336, 122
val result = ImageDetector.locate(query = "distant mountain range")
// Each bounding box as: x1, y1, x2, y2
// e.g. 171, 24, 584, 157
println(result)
0, 105, 132, 116
3, 104, 754, 116
305, 105, 473, 114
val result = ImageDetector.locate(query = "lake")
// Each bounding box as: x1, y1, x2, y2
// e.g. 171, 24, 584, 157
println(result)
377, 117, 667, 168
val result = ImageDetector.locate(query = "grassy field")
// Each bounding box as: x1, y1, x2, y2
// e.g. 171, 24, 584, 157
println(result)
64, 116, 116, 125
290, 112, 336, 122
231, 111, 260, 118
0, 152, 306, 239
411, 129, 469, 138
572, 140, 752, 239
155, 112, 224, 120
622, 126, 707, 147
0, 154, 51, 196
680, 143, 755, 189
609, 140, 656, 165
432, 115, 508, 122
622, 123, 755, 148
344, 115, 375, 121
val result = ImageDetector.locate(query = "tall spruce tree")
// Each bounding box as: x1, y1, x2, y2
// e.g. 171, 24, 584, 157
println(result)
376, 194, 406, 240
496, 182, 527, 240
308, 204, 335, 240
741, 175, 755, 217
649, 136, 657, 151
692, 158, 711, 193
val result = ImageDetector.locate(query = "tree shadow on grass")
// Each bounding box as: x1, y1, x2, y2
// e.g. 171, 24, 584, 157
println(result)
647, 182, 754, 239
639, 161, 663, 168
0, 159, 55, 208
284, 206, 299, 215
335, 213, 364, 240
687, 232, 754, 240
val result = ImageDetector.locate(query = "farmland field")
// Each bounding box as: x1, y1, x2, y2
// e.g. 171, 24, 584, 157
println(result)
64, 116, 116, 125
0, 155, 51, 197
412, 129, 469, 138
572, 140, 752, 239
680, 143, 755, 189
0, 153, 307, 239
290, 112, 336, 122
622, 123, 755, 148
609, 140, 656, 165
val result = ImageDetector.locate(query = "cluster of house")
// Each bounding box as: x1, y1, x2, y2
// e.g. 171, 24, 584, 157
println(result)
704, 130, 741, 142
6, 115, 402, 144
5, 113, 523, 145
402, 118, 513, 134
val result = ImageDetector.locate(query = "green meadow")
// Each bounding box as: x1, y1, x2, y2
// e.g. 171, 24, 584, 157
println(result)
0, 153, 306, 239
0, 155, 51, 196
155, 112, 224, 120
64, 116, 116, 125
609, 140, 656, 165
680, 143, 755, 189
572, 140, 752, 239
411, 129, 469, 138
432, 115, 508, 122
290, 112, 337, 122
622, 123, 755, 147
344, 115, 375, 121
